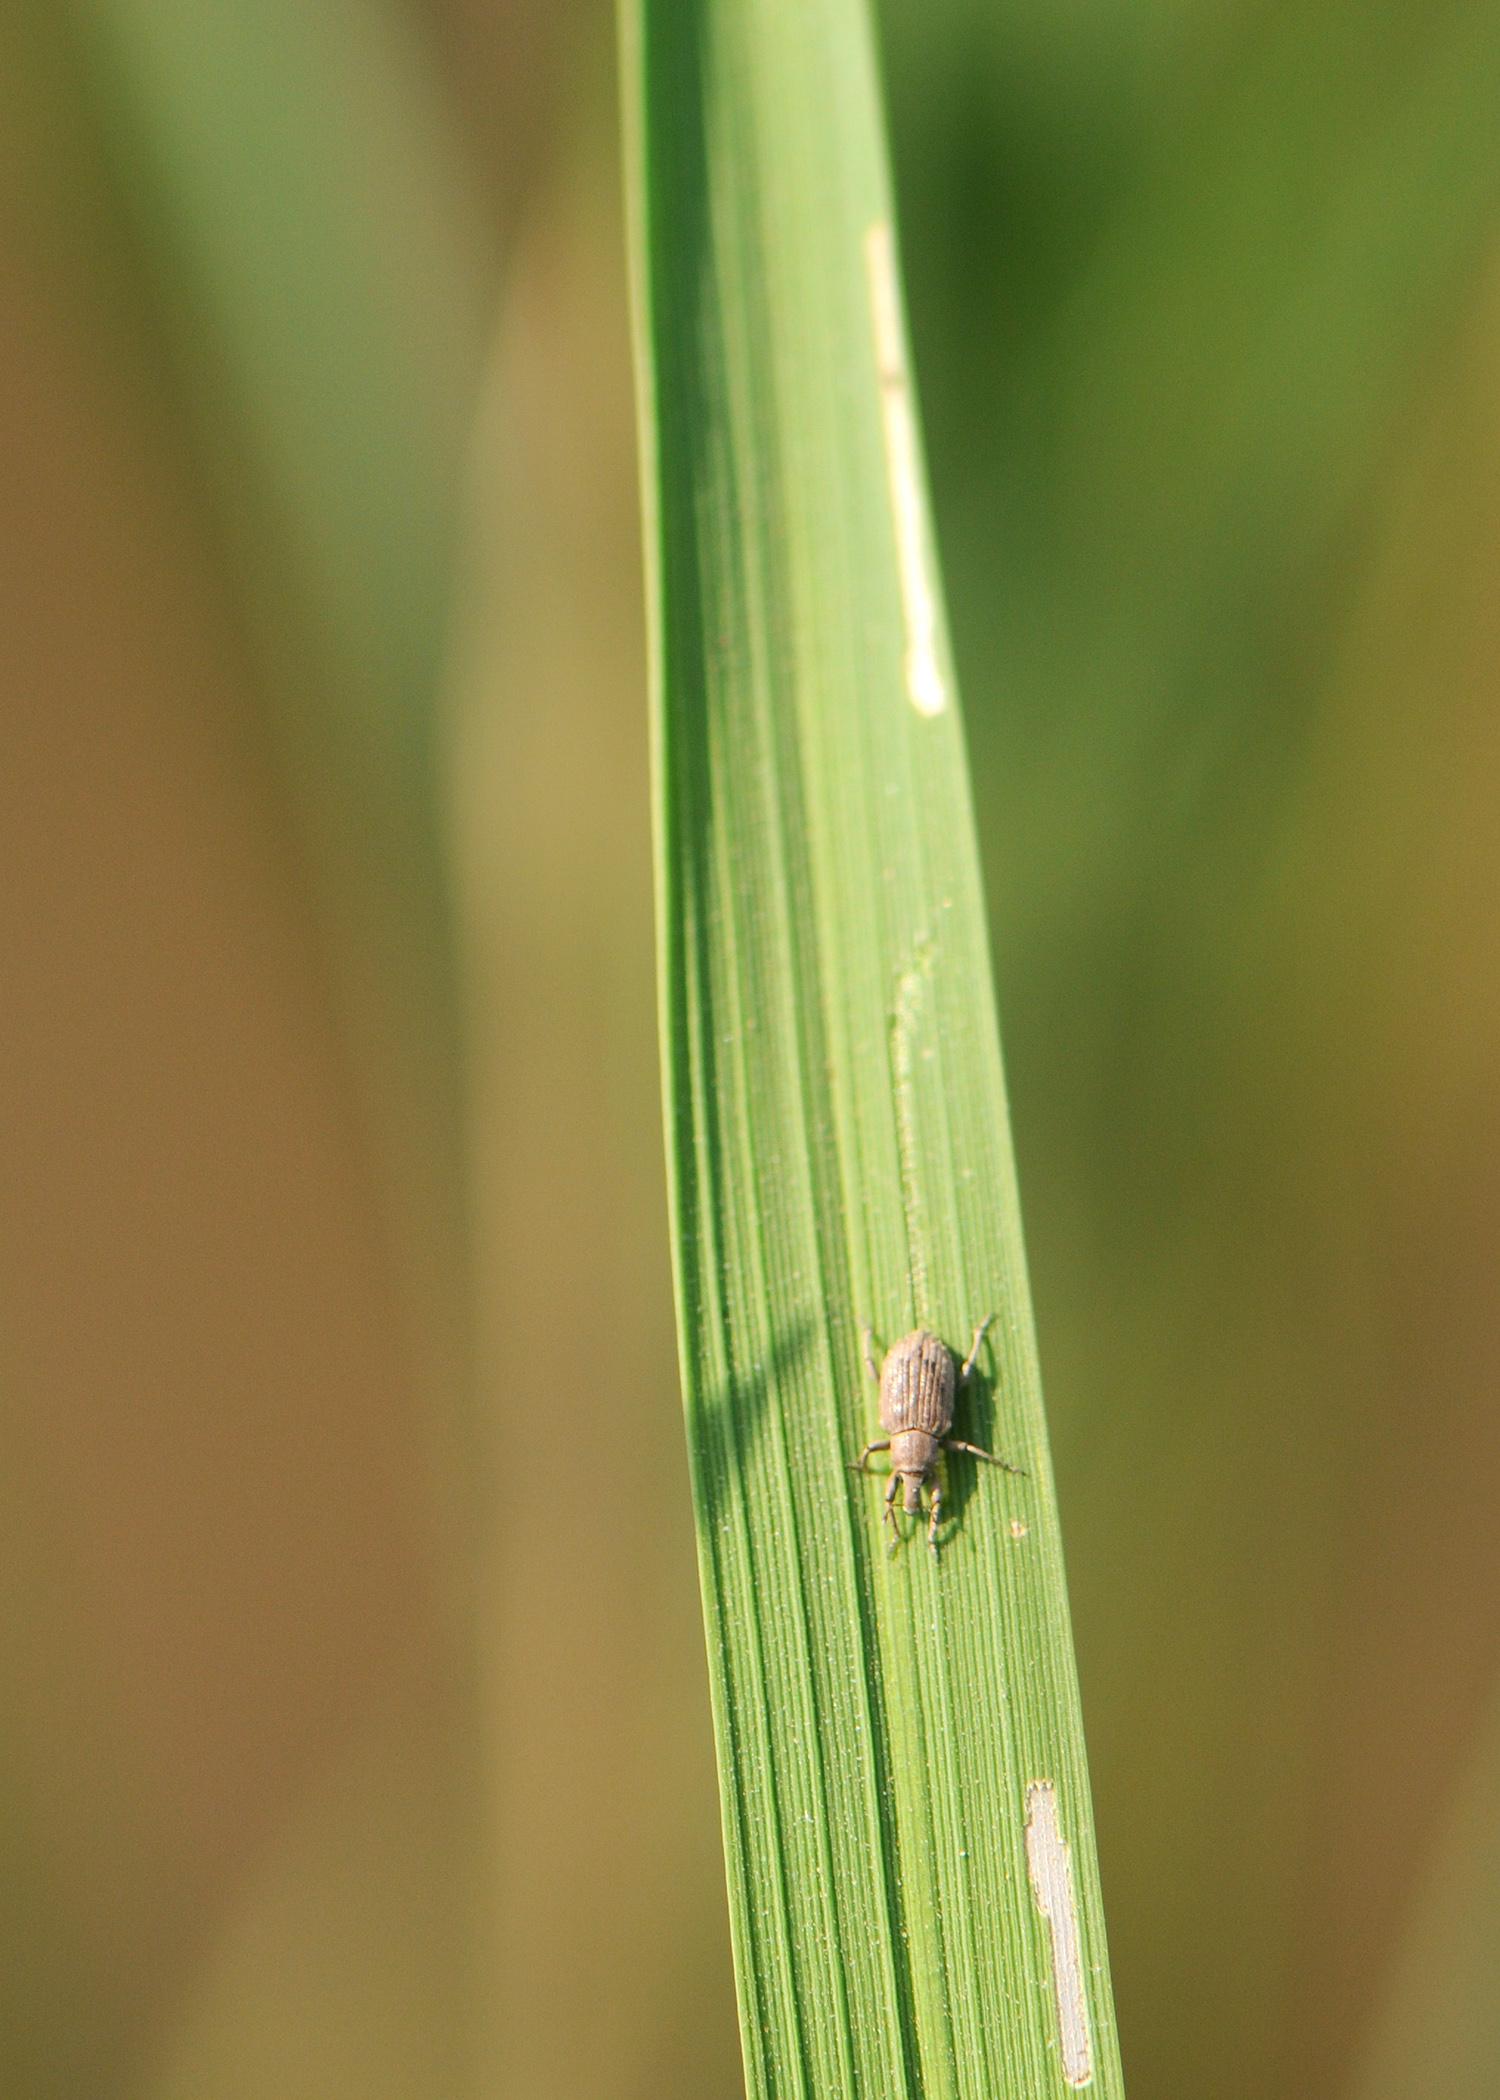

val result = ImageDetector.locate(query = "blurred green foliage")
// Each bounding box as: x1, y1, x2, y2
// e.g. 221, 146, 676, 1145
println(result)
2, 1, 1500, 2096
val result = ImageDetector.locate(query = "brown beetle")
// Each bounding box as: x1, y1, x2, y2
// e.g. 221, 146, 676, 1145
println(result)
851, 1317, 1025, 1554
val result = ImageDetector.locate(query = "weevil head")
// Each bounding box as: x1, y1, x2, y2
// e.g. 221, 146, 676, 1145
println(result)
902, 1474, 924, 1515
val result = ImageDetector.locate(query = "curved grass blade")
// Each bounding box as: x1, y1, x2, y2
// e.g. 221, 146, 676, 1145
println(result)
622, 3, 1126, 2094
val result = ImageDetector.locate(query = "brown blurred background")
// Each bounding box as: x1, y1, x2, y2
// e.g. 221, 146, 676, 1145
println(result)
3, 2, 1500, 2096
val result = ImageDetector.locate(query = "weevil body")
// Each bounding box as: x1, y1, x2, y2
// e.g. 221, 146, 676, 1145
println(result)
852, 1318, 1025, 1554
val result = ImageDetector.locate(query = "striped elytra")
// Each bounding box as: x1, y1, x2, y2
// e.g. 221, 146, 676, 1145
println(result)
878, 1329, 956, 1439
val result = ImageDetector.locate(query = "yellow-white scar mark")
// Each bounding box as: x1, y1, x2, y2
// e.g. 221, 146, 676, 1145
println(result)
864, 219, 947, 718
1025, 1781, 1095, 2087
890, 940, 936, 1311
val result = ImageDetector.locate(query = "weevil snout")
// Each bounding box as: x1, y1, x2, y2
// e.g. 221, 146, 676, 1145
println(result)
902, 1477, 923, 1514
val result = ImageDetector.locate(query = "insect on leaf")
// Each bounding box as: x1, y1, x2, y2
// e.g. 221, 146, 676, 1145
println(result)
621, 2, 1127, 2094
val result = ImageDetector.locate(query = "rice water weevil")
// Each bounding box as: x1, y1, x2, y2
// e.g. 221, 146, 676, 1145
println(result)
851, 1317, 1025, 1554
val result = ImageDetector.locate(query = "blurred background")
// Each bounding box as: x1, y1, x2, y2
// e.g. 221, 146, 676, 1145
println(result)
4, 1, 1500, 2095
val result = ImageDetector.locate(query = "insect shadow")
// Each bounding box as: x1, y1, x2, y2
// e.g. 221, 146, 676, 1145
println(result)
934, 1351, 1007, 1532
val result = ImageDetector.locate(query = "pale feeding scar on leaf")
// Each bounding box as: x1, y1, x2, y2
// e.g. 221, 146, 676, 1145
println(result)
1026, 1780, 1095, 2087
890, 939, 935, 1307
864, 218, 947, 718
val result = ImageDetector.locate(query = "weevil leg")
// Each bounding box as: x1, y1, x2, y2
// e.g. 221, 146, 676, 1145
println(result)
883, 1471, 903, 1553
850, 1439, 890, 1474
928, 1480, 943, 1555
862, 1324, 881, 1384
945, 1438, 1027, 1476
960, 1313, 996, 1385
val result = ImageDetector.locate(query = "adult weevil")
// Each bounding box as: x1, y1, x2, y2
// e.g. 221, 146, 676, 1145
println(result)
851, 1317, 1025, 1554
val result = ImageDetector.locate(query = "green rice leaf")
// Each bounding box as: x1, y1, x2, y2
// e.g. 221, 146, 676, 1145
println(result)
622, 3, 1126, 2094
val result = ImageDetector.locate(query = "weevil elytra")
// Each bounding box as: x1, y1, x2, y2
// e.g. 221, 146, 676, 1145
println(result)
851, 1318, 1025, 1555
